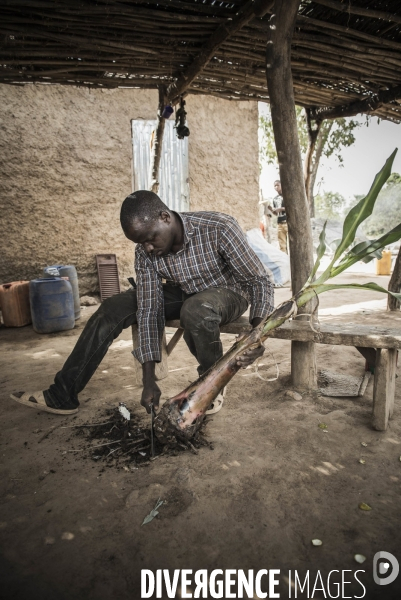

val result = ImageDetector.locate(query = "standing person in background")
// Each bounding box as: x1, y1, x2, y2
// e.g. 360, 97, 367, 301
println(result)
268, 180, 288, 254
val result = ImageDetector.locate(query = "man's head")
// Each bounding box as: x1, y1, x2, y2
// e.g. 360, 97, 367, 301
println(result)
120, 190, 176, 257
274, 180, 282, 195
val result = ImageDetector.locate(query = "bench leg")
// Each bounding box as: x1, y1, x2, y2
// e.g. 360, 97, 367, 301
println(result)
131, 324, 169, 385
372, 348, 397, 431
291, 341, 317, 389
167, 327, 184, 356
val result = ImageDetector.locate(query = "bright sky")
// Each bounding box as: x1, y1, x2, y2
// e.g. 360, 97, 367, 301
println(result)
259, 104, 401, 203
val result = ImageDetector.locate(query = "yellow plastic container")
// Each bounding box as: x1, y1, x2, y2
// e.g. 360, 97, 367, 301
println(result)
375, 250, 392, 275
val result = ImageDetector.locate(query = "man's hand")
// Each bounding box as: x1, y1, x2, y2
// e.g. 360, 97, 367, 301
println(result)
141, 361, 161, 414
235, 317, 265, 369
236, 343, 265, 368
141, 380, 161, 414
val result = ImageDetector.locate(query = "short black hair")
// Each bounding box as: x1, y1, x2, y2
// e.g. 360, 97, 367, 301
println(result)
120, 190, 170, 232
274, 179, 281, 184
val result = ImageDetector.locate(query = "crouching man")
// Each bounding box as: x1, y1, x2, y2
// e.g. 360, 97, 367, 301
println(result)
11, 191, 274, 416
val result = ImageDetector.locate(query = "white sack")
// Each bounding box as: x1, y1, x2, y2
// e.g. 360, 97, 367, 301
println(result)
246, 228, 291, 286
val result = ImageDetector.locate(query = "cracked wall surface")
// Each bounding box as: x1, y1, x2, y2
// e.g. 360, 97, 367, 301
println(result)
0, 85, 259, 293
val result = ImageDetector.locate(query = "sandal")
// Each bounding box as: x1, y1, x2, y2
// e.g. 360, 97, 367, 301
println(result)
206, 389, 225, 415
10, 391, 79, 415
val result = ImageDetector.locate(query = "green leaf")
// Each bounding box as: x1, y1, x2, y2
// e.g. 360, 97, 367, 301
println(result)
349, 241, 375, 256
356, 224, 401, 258
312, 282, 401, 303
308, 221, 328, 282
331, 222, 401, 276
358, 224, 401, 260
333, 150, 397, 262
360, 252, 381, 264
346, 241, 382, 263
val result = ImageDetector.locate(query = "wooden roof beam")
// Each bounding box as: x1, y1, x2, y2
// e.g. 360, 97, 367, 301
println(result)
312, 0, 401, 27
166, 0, 274, 104
309, 83, 401, 121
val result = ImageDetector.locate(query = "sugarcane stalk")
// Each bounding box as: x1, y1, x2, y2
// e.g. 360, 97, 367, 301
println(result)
153, 280, 392, 446
154, 150, 401, 445
154, 292, 314, 445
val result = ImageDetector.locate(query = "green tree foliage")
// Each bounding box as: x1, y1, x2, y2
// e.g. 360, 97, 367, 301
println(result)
315, 191, 347, 221
259, 106, 359, 164
321, 118, 360, 165
313, 175, 401, 238
362, 173, 401, 237
259, 107, 308, 165
259, 106, 361, 200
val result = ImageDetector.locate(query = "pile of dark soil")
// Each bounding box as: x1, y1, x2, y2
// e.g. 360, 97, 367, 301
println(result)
71, 406, 212, 469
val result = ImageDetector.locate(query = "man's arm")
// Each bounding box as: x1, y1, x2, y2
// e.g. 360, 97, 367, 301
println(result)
133, 248, 165, 413
219, 217, 274, 367
268, 203, 285, 215
219, 217, 274, 321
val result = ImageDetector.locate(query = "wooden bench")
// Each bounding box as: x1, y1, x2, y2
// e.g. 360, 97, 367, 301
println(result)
132, 317, 400, 431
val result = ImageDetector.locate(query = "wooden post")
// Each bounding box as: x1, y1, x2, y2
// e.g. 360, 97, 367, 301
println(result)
266, 0, 317, 389
372, 348, 397, 430
388, 246, 401, 311
149, 85, 166, 194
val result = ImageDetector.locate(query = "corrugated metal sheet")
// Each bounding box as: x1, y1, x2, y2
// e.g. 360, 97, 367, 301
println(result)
132, 119, 190, 212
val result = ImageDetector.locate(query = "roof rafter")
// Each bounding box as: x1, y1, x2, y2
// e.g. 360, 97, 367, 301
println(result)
1, 0, 401, 121
310, 83, 401, 120
166, 0, 274, 103
312, 0, 401, 26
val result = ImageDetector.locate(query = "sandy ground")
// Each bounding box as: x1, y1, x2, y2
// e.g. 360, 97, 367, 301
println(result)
1, 273, 401, 600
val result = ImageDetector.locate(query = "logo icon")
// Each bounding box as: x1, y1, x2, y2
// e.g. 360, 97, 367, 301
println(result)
373, 551, 399, 586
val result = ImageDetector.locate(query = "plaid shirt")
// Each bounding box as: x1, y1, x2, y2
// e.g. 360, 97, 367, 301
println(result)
133, 211, 274, 364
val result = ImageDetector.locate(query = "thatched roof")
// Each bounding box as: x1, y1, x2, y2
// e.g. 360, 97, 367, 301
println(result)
1, 0, 401, 121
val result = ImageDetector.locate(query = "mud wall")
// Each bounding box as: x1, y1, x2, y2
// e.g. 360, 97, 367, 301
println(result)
0, 85, 259, 294
187, 95, 259, 229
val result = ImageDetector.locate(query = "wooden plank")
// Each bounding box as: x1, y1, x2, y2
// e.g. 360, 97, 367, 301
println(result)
165, 318, 401, 348
267, 321, 401, 349
372, 348, 397, 431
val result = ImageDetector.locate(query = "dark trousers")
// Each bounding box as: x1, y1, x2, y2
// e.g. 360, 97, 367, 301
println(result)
45, 285, 248, 409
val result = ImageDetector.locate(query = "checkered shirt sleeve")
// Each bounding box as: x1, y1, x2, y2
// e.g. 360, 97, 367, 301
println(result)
132, 247, 165, 364
219, 217, 274, 321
